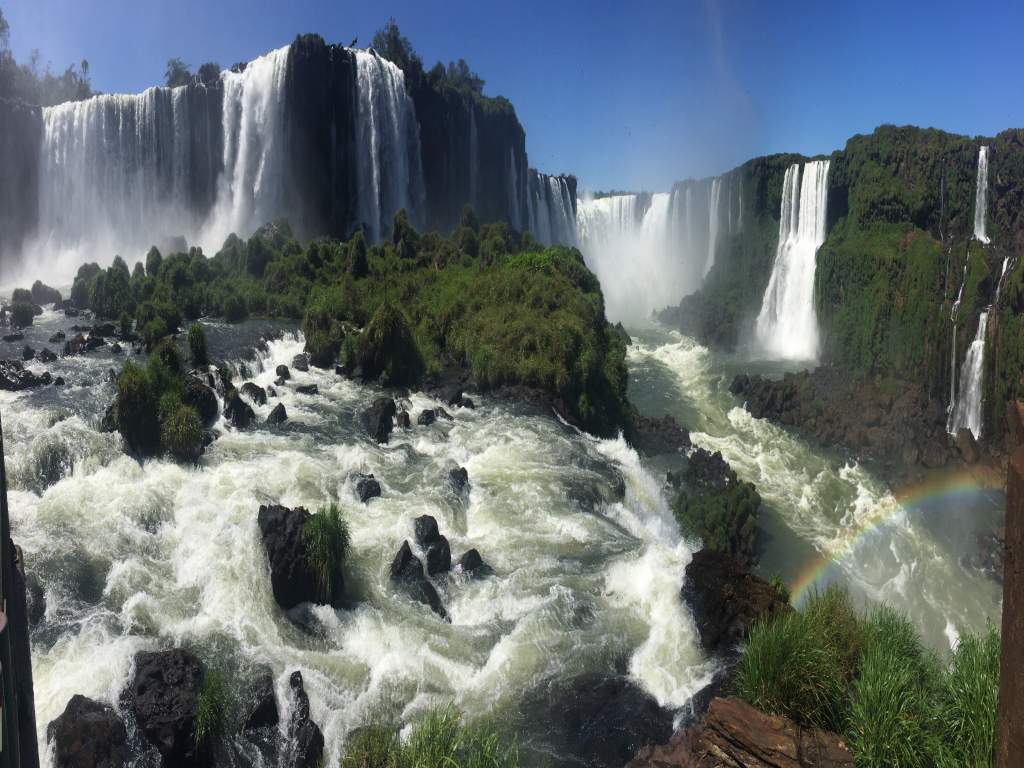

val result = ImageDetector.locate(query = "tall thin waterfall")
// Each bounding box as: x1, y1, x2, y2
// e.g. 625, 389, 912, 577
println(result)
973, 146, 990, 244
203, 46, 291, 249
948, 312, 989, 439
703, 177, 722, 277
526, 171, 575, 246
354, 50, 425, 243
755, 159, 831, 360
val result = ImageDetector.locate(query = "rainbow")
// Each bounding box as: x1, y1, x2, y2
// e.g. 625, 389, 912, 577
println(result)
788, 466, 1003, 605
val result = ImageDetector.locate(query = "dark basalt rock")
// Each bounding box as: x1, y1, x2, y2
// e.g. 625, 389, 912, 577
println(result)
629, 413, 692, 457
395, 410, 411, 429
110, 342, 122, 354
525, 673, 673, 768
49, 331, 66, 343
0, 359, 49, 391
353, 473, 381, 503
425, 537, 451, 576
461, 396, 475, 409
47, 694, 129, 768
84, 336, 106, 351
224, 389, 256, 429
39, 348, 57, 363
414, 515, 441, 548
241, 381, 268, 406
275, 364, 291, 380
267, 403, 288, 425
100, 404, 117, 433
361, 397, 397, 443
296, 383, 318, 395
257, 504, 340, 609
243, 669, 279, 732
457, 548, 493, 578
2, 332, 24, 342
63, 334, 87, 356
22, 344, 34, 360
417, 409, 437, 426
182, 376, 219, 427
437, 407, 453, 421
627, 696, 854, 768
53, 376, 65, 387
124, 648, 204, 767
282, 671, 324, 768
955, 427, 980, 464
291, 354, 309, 372
92, 322, 117, 337
448, 467, 470, 496
682, 549, 790, 656
390, 541, 447, 619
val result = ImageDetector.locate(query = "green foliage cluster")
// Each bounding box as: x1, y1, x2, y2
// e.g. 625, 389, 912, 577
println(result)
194, 667, 230, 751
9, 301, 35, 328
80, 211, 628, 435
737, 587, 1001, 767
303, 504, 350, 604
340, 705, 518, 768
188, 323, 208, 366
115, 339, 203, 460
671, 450, 760, 565
0, 7, 92, 107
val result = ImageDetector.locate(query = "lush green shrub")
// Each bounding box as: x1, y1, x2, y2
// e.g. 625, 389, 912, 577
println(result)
223, 293, 248, 323
160, 405, 203, 463
340, 705, 518, 768
194, 667, 229, 750
146, 246, 163, 277
119, 311, 133, 339
304, 504, 350, 604
11, 288, 32, 304
188, 323, 209, 367
357, 301, 425, 386
70, 262, 101, 308
9, 302, 35, 328
115, 361, 160, 456
936, 626, 1000, 767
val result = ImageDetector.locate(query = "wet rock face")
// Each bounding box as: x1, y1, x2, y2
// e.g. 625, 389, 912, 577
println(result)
47, 694, 129, 768
267, 402, 288, 424
224, 388, 256, 428
682, 549, 791, 655
525, 673, 673, 768
353, 473, 381, 503
0, 358, 50, 391
257, 504, 340, 609
361, 397, 397, 443
390, 540, 447, 619
730, 367, 955, 473
125, 649, 204, 768
241, 381, 268, 406
629, 413, 692, 457
283, 671, 324, 768
628, 696, 855, 768
183, 375, 219, 426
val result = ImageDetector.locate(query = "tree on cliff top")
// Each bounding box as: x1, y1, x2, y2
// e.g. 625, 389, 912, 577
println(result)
165, 57, 191, 87
372, 18, 422, 77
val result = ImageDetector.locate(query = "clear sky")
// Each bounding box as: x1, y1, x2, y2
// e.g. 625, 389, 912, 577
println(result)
4, 0, 1022, 192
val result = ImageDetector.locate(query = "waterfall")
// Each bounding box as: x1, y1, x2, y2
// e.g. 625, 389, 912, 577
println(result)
948, 312, 989, 439
37, 85, 213, 266
755, 159, 830, 360
526, 171, 575, 246
703, 177, 722, 277
353, 50, 425, 243
973, 146, 990, 244
203, 46, 290, 250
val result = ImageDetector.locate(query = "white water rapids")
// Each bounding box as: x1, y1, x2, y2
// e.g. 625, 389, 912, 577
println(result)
3, 312, 717, 767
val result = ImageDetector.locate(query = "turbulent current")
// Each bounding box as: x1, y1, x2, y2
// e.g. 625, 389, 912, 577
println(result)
3, 311, 719, 767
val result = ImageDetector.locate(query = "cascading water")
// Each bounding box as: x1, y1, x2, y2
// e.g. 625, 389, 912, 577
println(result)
703, 178, 721, 278
202, 46, 291, 250
948, 312, 989, 439
526, 171, 575, 246
353, 50, 425, 243
973, 146, 990, 244
754, 159, 830, 360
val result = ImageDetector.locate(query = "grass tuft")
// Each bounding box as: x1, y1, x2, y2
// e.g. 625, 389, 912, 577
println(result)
303, 503, 350, 604
194, 667, 229, 751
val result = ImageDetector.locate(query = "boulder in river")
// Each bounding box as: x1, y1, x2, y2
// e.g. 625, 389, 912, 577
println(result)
353, 473, 381, 503
296, 383, 318, 395
224, 388, 256, 429
955, 427, 980, 464
361, 397, 397, 443
47, 694, 129, 768
275, 364, 291, 380
22, 344, 34, 361
417, 409, 437, 426
457, 548, 493, 578
241, 381, 268, 406
525, 673, 673, 768
425, 537, 451, 576
395, 410, 411, 429
124, 648, 204, 767
414, 515, 441, 548
2, 332, 24, 342
682, 549, 790, 655
0, 359, 49, 391
267, 403, 288, 425
448, 467, 470, 496
257, 504, 341, 609
291, 354, 309, 372
282, 671, 324, 768
243, 669, 279, 732
390, 541, 447, 619
39, 348, 57, 363
627, 696, 854, 768
182, 376, 219, 427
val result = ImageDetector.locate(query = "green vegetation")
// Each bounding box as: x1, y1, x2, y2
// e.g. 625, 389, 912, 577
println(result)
736, 587, 1000, 767
114, 339, 203, 460
188, 323, 209, 367
194, 667, 230, 751
304, 504, 350, 604
9, 301, 34, 328
80, 214, 628, 435
0, 7, 92, 106
340, 705, 518, 768
671, 449, 760, 566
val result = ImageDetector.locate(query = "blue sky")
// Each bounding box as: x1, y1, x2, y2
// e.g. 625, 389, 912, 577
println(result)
4, 0, 1022, 191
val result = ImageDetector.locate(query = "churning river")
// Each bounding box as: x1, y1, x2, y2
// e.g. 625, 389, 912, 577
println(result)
0, 309, 1003, 767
